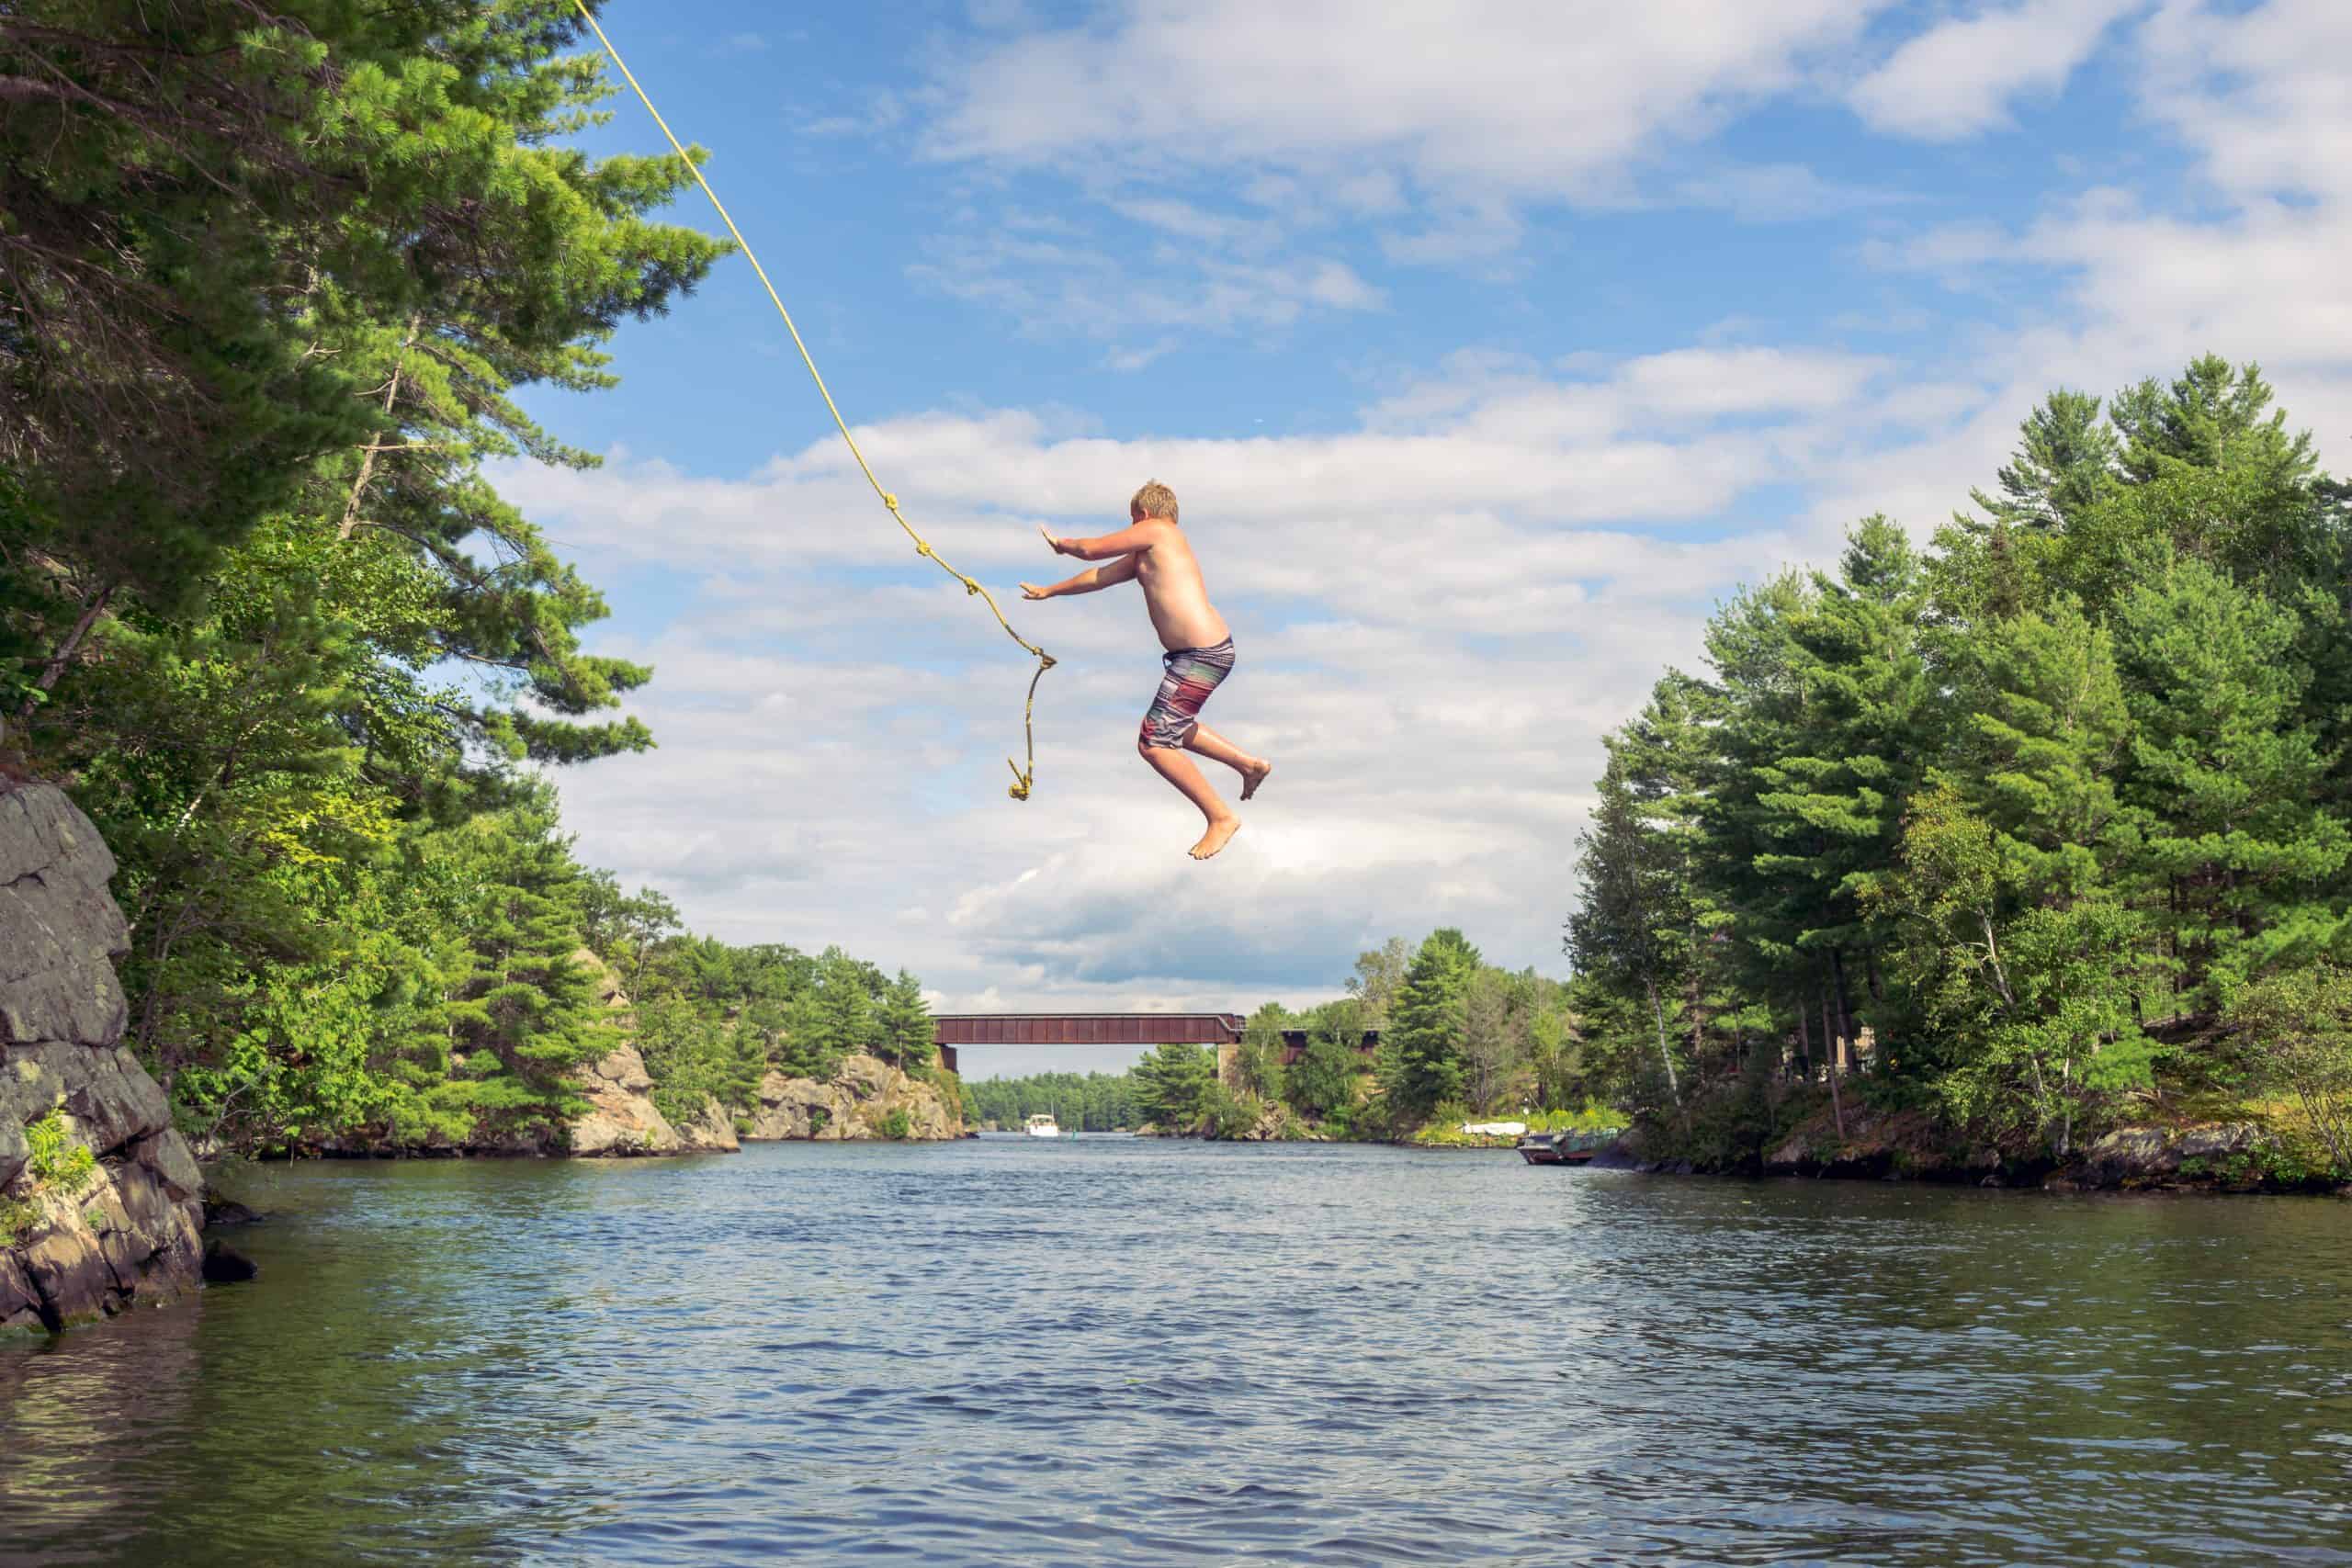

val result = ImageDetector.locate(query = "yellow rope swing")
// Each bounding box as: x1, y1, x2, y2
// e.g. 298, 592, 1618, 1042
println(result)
572, 1, 1055, 800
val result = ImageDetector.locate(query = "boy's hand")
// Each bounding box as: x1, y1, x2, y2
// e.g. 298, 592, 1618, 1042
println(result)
1038, 525, 1073, 556
1019, 581, 1049, 600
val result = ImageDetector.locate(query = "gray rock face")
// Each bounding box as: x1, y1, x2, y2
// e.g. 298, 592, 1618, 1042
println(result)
674, 1096, 742, 1153
746, 1055, 958, 1141
568, 1040, 685, 1156
0, 784, 130, 1048
2071, 1122, 2262, 1189
2, 782, 206, 1335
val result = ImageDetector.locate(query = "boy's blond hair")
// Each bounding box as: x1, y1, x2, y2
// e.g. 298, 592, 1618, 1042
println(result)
1130, 479, 1179, 524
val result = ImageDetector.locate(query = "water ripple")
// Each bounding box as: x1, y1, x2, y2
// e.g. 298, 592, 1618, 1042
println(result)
3, 1141, 2348, 1565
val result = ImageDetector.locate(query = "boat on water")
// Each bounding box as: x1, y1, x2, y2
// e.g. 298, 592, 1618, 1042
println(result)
1517, 1128, 1622, 1166
1024, 1113, 1062, 1139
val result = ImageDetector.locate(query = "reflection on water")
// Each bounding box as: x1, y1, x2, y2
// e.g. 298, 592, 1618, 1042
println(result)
3, 1142, 2348, 1565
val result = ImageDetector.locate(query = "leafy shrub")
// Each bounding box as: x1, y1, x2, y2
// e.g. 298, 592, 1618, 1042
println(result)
1204, 1087, 1263, 1140
25, 1110, 95, 1191
877, 1108, 911, 1141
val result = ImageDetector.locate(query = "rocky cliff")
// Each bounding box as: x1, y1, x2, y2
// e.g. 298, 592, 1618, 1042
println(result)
562, 951, 738, 1158
746, 1054, 959, 1140
1, 782, 206, 1334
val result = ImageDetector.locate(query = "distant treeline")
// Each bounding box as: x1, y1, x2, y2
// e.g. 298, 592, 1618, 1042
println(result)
1566, 357, 2352, 1180
965, 1072, 1141, 1132
967, 935, 1594, 1140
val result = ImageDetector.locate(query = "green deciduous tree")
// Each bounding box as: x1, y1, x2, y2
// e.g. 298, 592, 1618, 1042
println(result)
2225, 966, 2352, 1176
1232, 1001, 1289, 1100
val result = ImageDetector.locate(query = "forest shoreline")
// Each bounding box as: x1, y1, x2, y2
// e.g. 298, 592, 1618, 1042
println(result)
1593, 1092, 2352, 1198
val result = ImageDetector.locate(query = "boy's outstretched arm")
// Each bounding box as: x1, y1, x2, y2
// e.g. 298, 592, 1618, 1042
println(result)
1040, 521, 1160, 561
1022, 555, 1139, 600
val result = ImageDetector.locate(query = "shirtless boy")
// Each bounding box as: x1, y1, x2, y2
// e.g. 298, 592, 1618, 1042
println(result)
1021, 480, 1272, 860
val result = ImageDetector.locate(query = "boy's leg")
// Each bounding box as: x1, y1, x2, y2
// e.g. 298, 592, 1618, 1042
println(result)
1139, 739, 1240, 860
1182, 722, 1272, 799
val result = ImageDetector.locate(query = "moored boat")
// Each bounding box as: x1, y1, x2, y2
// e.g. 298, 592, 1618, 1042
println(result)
1024, 1112, 1062, 1139
1517, 1128, 1621, 1165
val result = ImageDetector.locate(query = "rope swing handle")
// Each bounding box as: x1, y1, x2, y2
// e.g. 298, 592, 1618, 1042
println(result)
571, 0, 1055, 800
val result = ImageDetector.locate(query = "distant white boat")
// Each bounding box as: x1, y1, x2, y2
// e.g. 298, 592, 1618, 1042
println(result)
1462, 1121, 1528, 1137
1024, 1113, 1062, 1139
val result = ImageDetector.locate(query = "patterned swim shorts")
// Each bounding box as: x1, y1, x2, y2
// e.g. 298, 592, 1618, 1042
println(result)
1139, 637, 1236, 750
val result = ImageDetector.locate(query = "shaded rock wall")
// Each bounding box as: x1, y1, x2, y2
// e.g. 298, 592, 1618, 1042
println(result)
746, 1055, 957, 1141
2, 783, 205, 1334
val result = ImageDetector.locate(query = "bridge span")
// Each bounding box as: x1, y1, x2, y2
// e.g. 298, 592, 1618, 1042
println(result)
931, 1013, 1378, 1077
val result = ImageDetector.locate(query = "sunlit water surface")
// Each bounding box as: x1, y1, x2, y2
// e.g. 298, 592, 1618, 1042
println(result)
4, 1139, 2349, 1565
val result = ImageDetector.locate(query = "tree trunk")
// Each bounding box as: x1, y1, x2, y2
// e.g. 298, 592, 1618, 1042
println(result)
1830, 947, 1857, 1069
1643, 976, 1683, 1114
1822, 978, 1847, 1140
1795, 997, 1814, 1081
15, 580, 115, 724
339, 312, 421, 540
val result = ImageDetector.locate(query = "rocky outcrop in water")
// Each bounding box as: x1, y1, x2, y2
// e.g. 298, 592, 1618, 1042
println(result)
746, 1055, 957, 1140
1, 782, 206, 1334
673, 1095, 742, 1153
1600, 1086, 2324, 1194
2056, 1122, 2266, 1190
568, 1039, 685, 1156
549, 952, 737, 1157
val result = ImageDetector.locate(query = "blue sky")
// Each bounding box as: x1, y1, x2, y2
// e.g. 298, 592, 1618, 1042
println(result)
505, 0, 2352, 1078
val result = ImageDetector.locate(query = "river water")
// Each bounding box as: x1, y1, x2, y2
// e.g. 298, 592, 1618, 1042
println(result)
3, 1139, 2348, 1565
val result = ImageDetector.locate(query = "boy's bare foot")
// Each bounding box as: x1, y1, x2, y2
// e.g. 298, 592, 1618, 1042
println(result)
1239, 758, 1273, 800
1190, 816, 1241, 860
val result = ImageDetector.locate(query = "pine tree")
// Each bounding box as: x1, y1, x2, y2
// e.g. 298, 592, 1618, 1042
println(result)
878, 969, 933, 1071
1949, 600, 2133, 901
2113, 554, 2350, 1010
1134, 1043, 1215, 1131
1378, 929, 1480, 1114
1967, 389, 2120, 535
814, 949, 880, 1063
1757, 517, 1940, 1053
1566, 752, 1689, 1111
436, 791, 614, 1143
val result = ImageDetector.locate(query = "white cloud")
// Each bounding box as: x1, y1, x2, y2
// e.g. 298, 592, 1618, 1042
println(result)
906, 230, 1385, 339
2136, 0, 2352, 202
927, 1, 1884, 199
1839, 1, 2352, 539
1849, 0, 2143, 141
511, 340, 1891, 1020
516, 0, 2352, 1063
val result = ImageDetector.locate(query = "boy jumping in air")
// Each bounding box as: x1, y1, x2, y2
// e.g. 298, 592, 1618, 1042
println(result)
1021, 480, 1272, 861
